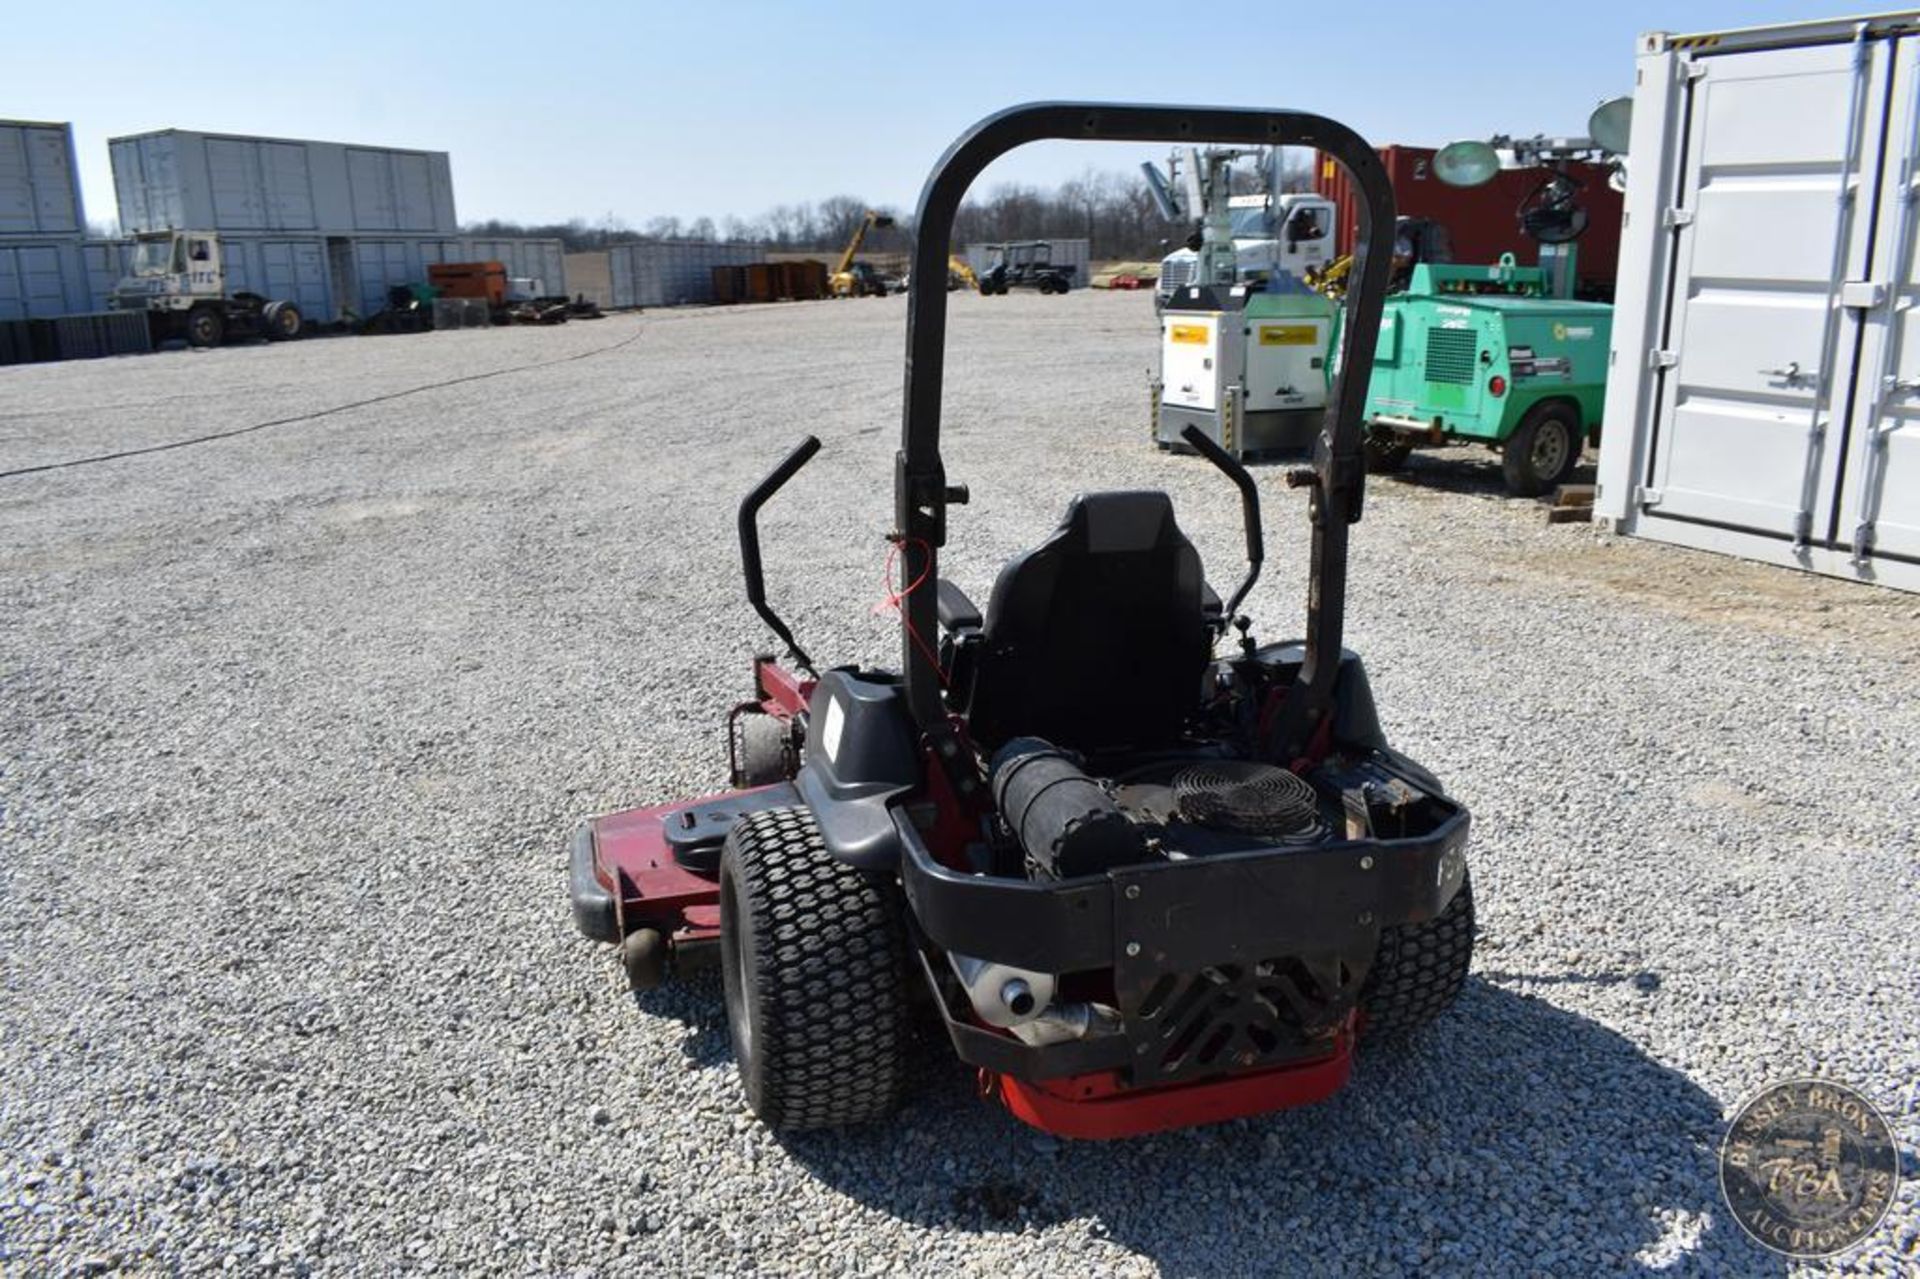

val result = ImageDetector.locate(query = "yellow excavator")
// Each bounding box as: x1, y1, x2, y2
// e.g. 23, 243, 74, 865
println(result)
829, 211, 895, 297
945, 254, 979, 291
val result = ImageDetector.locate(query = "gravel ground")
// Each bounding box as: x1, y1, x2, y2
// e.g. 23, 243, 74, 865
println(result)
3, 291, 1917, 1276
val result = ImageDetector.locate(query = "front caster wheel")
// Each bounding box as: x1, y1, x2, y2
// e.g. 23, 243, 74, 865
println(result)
619, 928, 667, 991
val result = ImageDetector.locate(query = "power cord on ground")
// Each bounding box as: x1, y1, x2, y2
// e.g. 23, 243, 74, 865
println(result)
0, 325, 648, 481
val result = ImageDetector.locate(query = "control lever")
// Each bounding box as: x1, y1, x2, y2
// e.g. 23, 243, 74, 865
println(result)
1178, 425, 1264, 621
738, 435, 821, 676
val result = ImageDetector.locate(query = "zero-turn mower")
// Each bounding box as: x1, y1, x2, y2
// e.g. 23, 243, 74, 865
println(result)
569, 103, 1474, 1139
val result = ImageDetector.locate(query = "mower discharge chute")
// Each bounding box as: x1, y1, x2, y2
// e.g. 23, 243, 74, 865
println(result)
569, 102, 1474, 1139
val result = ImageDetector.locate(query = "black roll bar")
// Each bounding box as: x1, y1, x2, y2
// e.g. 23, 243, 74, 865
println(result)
897, 103, 1395, 764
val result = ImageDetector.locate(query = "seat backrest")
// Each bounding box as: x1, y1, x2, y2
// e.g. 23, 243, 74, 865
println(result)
963, 491, 1211, 754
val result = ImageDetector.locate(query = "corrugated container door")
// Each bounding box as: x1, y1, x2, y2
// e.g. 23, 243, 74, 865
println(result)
207, 138, 268, 230
1642, 38, 1893, 542
354, 240, 414, 312
259, 240, 331, 317
83, 241, 127, 309
30, 126, 79, 234
609, 247, 635, 308
109, 141, 148, 234
391, 153, 435, 231
0, 127, 37, 234
0, 244, 80, 319
220, 238, 260, 295
0, 124, 82, 236
1843, 36, 1920, 565
262, 142, 315, 230
348, 150, 396, 231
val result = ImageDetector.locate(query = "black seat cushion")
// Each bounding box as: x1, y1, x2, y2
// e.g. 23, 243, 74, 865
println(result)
962, 491, 1211, 754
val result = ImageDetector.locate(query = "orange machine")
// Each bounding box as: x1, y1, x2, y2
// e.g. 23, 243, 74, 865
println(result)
427, 261, 508, 307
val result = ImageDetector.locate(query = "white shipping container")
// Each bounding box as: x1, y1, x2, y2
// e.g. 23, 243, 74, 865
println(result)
1598, 13, 1920, 592
462, 238, 567, 295
218, 236, 336, 322
0, 120, 83, 237
82, 239, 127, 310
964, 238, 1091, 288
0, 240, 89, 320
349, 238, 430, 315
608, 240, 762, 308
110, 130, 458, 237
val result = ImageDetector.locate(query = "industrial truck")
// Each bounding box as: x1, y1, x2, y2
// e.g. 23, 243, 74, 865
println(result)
1145, 147, 1339, 305
568, 103, 1475, 1140
110, 230, 305, 347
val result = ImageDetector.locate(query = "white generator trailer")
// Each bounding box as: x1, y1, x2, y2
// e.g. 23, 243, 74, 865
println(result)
1144, 146, 1340, 457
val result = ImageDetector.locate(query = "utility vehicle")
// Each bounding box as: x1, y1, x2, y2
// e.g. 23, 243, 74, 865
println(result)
110, 230, 304, 347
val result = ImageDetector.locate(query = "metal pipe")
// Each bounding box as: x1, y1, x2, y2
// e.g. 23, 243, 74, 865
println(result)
1009, 1001, 1123, 1047
947, 951, 1057, 1028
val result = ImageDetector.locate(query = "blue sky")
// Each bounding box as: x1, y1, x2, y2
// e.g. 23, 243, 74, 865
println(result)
6, 0, 1822, 230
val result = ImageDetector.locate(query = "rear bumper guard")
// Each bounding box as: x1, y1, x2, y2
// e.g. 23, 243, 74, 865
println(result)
898, 804, 1469, 1084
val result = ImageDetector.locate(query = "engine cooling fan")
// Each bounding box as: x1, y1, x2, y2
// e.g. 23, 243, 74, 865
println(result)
1171, 761, 1324, 841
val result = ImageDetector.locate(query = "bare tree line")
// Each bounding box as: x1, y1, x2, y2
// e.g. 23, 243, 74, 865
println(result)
465, 157, 1315, 261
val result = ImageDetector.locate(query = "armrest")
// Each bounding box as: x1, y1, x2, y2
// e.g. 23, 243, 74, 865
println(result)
936, 579, 983, 632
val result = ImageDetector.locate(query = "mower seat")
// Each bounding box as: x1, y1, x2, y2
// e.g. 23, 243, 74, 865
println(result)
949, 490, 1212, 755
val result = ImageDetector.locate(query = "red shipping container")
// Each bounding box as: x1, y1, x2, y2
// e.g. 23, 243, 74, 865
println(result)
745, 263, 779, 303
1315, 145, 1622, 296
711, 265, 744, 304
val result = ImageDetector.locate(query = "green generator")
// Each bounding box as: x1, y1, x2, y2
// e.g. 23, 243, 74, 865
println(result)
1362, 255, 1612, 495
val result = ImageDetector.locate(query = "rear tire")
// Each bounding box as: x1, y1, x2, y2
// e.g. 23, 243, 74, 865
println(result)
262, 300, 303, 341
1365, 434, 1412, 474
719, 807, 909, 1130
185, 306, 224, 348
1500, 403, 1580, 497
1359, 872, 1474, 1036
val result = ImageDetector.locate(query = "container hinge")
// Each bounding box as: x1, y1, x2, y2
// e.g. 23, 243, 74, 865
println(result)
1635, 485, 1664, 508
1681, 59, 1709, 83
1648, 348, 1678, 371
1662, 207, 1696, 229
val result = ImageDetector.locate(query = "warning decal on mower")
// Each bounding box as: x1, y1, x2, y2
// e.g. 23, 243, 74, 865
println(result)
1168, 324, 1209, 345
1257, 325, 1319, 346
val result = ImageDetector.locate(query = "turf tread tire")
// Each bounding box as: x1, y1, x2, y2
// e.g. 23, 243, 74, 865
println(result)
720, 807, 908, 1130
1359, 872, 1474, 1036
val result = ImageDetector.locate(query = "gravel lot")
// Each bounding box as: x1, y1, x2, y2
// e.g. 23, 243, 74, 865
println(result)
3, 291, 1917, 1275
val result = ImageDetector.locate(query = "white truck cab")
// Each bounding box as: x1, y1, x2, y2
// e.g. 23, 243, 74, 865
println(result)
1157, 193, 1336, 303
111, 230, 303, 347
